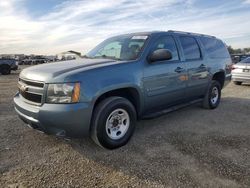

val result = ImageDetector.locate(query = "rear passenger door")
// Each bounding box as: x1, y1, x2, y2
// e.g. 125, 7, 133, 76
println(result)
178, 36, 209, 100
143, 35, 187, 112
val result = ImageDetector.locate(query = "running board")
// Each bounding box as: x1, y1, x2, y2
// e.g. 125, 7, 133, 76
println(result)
142, 98, 203, 119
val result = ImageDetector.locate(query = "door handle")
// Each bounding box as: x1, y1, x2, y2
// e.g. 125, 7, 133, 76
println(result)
199, 64, 207, 68
175, 67, 185, 73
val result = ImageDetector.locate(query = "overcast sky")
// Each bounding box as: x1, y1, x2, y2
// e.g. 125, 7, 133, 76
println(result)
1, 0, 250, 55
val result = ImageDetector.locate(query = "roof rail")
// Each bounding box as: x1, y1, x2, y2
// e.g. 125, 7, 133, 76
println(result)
168, 30, 215, 38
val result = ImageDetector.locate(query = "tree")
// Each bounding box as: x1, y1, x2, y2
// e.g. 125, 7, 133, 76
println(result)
227, 46, 250, 54
243, 48, 250, 54
227, 46, 234, 54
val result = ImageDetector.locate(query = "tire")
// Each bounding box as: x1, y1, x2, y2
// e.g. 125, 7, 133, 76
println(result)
91, 97, 136, 149
233, 81, 242, 85
202, 80, 221, 109
1, 65, 11, 75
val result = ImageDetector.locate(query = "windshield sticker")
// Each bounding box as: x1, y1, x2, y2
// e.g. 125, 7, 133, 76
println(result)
132, 36, 148, 40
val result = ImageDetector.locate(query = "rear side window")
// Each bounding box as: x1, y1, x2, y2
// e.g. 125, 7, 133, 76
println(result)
151, 35, 179, 61
179, 36, 201, 60
200, 37, 229, 58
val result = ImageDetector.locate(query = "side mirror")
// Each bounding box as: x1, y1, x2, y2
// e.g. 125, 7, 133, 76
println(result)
149, 49, 172, 63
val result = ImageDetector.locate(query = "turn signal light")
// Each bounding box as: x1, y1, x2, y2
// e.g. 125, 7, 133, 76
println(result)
72, 83, 81, 102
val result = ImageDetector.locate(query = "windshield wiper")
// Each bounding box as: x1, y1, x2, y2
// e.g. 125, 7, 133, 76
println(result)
93, 55, 121, 61
82, 55, 93, 59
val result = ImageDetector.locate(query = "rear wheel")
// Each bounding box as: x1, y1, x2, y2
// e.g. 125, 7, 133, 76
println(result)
202, 80, 221, 109
1, 65, 11, 75
233, 81, 242, 85
91, 97, 136, 149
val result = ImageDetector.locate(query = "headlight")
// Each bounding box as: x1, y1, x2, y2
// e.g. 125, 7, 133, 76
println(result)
46, 82, 80, 103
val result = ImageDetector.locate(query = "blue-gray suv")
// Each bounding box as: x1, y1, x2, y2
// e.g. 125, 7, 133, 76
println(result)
14, 31, 232, 149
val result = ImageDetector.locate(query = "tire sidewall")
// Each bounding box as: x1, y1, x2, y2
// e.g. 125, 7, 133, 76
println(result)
94, 98, 136, 149
208, 81, 221, 109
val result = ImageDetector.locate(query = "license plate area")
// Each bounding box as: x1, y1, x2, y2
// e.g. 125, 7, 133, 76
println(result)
243, 69, 250, 72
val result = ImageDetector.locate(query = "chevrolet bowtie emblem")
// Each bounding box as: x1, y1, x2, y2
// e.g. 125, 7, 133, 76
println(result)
20, 84, 28, 92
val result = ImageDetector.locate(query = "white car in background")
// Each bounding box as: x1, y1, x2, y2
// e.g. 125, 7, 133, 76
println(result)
232, 57, 250, 85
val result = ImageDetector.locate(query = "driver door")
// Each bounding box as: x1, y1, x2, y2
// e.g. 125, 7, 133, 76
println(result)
143, 35, 187, 112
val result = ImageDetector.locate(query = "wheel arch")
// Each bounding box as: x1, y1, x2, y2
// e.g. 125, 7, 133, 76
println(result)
212, 71, 225, 88
92, 86, 143, 119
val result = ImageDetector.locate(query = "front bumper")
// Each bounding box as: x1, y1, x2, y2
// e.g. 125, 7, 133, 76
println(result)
14, 93, 93, 138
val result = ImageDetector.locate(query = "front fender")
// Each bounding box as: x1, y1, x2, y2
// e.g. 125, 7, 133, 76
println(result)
92, 84, 144, 115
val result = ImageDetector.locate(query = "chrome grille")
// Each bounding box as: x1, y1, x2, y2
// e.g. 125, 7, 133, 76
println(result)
18, 78, 44, 104
19, 78, 44, 88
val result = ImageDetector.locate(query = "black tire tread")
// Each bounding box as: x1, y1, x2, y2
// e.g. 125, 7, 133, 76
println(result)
1, 65, 11, 75
202, 80, 221, 109
90, 96, 136, 149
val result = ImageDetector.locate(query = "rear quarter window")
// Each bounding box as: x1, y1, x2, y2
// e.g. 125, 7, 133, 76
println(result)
200, 37, 230, 58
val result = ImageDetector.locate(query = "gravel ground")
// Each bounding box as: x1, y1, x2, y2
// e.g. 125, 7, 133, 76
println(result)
0, 66, 250, 188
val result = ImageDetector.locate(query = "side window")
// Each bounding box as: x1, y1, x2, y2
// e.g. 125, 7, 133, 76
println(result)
200, 37, 230, 58
180, 36, 201, 60
151, 36, 179, 61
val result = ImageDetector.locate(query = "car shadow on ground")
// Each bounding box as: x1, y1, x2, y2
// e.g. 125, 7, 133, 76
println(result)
68, 97, 250, 187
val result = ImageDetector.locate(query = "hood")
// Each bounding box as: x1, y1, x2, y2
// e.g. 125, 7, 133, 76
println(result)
20, 58, 118, 82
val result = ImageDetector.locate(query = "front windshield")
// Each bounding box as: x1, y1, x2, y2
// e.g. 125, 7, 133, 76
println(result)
86, 35, 148, 61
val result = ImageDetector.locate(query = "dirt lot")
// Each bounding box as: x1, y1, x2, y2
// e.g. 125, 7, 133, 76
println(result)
0, 66, 250, 188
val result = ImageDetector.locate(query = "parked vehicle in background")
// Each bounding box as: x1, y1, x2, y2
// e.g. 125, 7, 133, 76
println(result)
18, 60, 24, 65
231, 54, 250, 64
19, 59, 47, 65
23, 59, 33, 65
32, 58, 47, 65
14, 31, 232, 149
232, 57, 250, 85
0, 59, 18, 75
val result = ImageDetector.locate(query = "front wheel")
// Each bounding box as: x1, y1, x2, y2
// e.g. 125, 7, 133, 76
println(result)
202, 80, 221, 109
91, 97, 136, 149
